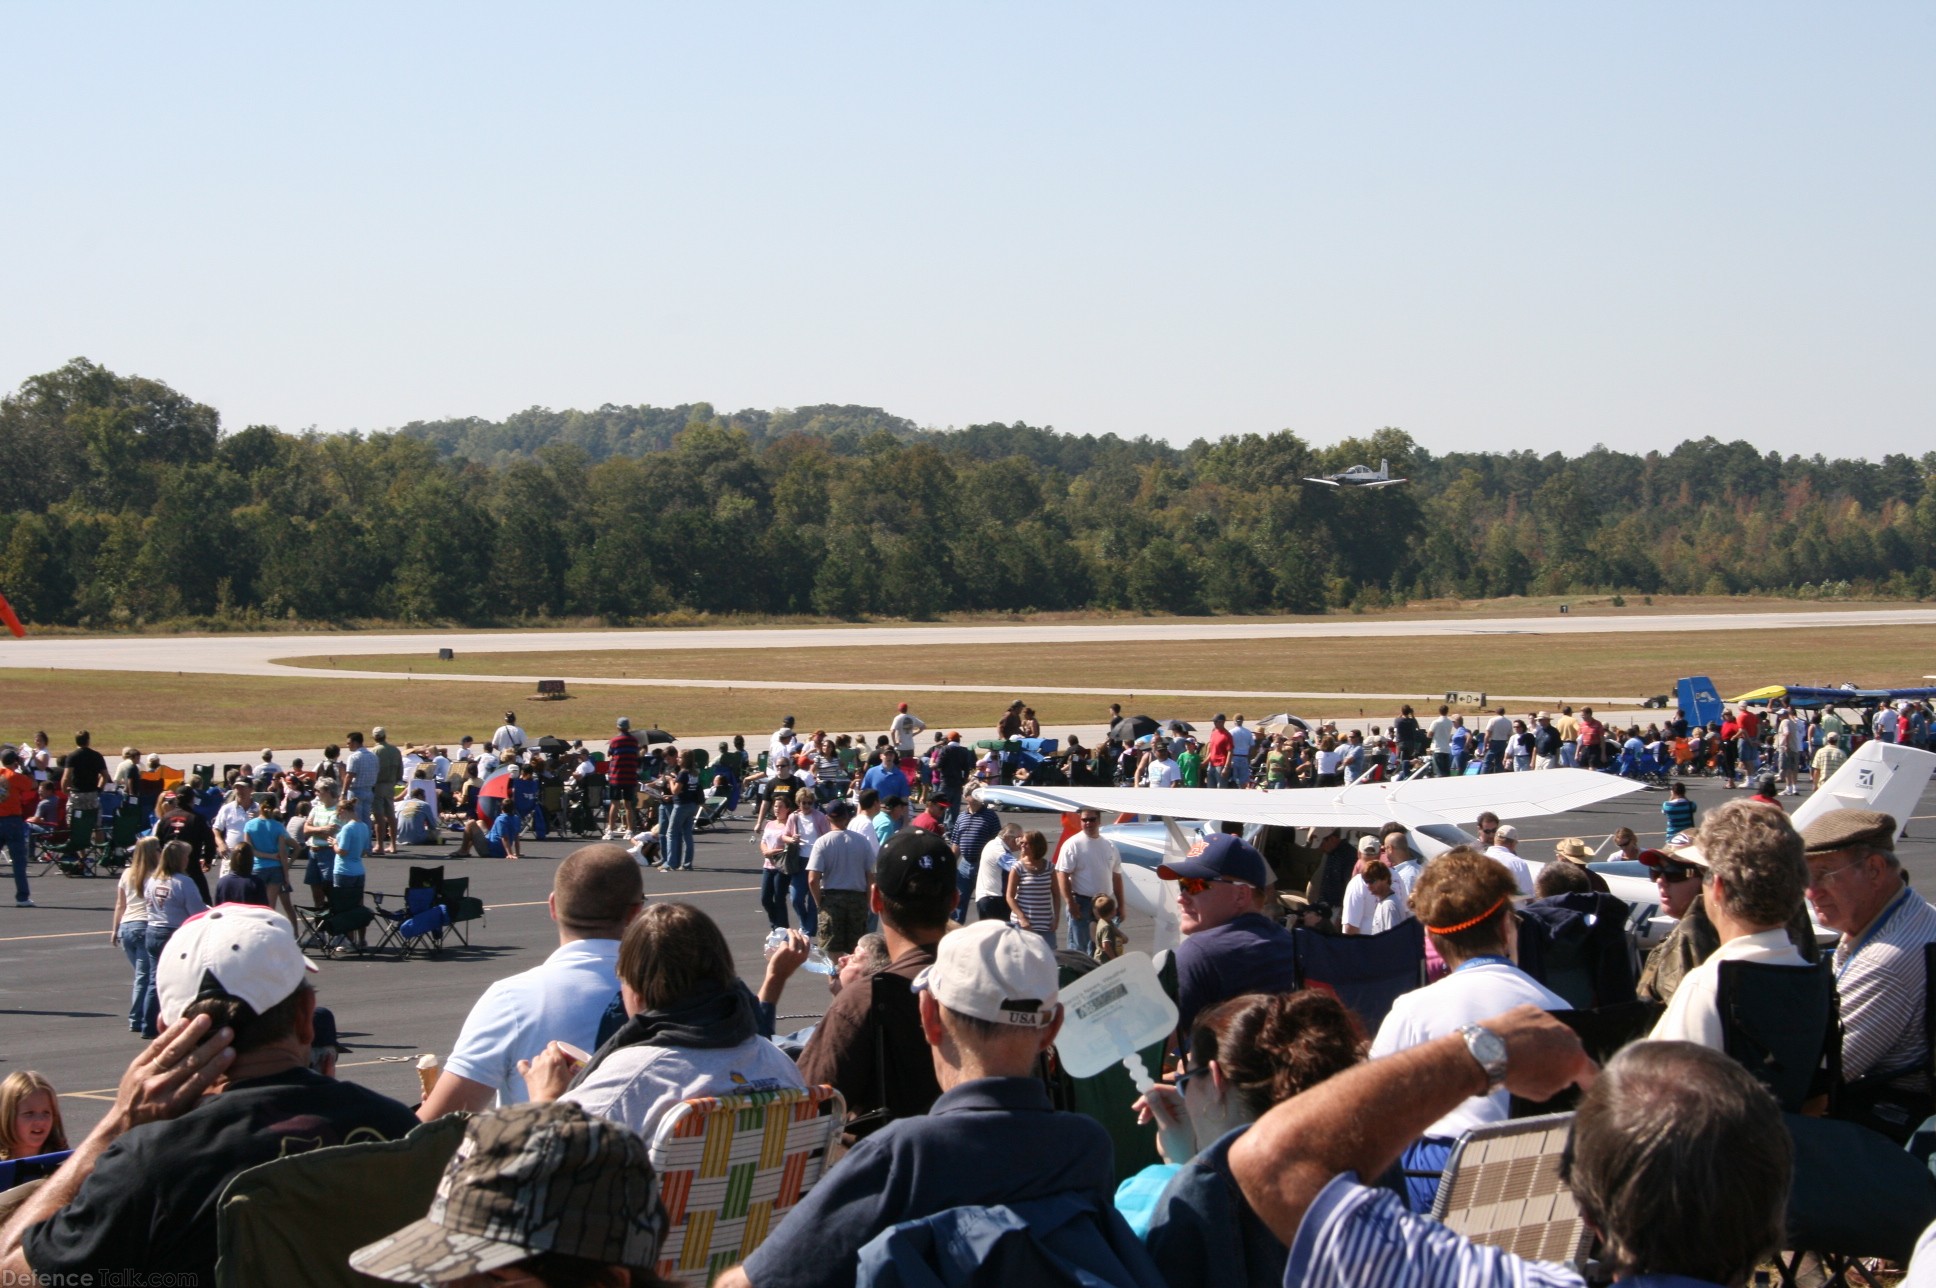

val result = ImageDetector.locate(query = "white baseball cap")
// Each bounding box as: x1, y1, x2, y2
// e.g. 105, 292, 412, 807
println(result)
1494, 824, 1518, 842
911, 921, 1060, 1030
154, 905, 317, 1027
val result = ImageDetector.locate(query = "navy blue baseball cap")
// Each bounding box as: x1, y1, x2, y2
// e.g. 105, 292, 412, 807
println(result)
1158, 833, 1271, 888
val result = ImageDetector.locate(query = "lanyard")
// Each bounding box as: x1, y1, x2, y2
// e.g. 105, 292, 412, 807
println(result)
1837, 885, 1915, 983
1455, 955, 1515, 973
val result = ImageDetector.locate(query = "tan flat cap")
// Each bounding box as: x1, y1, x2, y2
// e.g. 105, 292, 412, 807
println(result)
1800, 809, 1896, 854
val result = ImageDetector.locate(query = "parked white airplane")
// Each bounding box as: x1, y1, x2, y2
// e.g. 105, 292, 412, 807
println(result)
979, 744, 1934, 953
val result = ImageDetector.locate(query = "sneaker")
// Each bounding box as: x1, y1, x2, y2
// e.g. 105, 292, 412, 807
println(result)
15, 899, 34, 908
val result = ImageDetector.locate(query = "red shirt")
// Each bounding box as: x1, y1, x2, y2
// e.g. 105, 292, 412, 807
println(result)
0, 767, 35, 818
1207, 727, 1234, 768
911, 809, 945, 836
1736, 710, 1761, 739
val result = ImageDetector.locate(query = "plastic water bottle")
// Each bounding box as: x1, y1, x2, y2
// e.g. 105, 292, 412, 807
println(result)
763, 928, 837, 975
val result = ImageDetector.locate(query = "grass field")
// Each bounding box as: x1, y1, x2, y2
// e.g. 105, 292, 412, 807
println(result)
0, 669, 1378, 753
276, 623, 1936, 704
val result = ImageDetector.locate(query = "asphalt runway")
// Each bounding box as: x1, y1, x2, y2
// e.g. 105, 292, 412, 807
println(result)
5, 608, 1933, 683
9, 771, 1936, 1136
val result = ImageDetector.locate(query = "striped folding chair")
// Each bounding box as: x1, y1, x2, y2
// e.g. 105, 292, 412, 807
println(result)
648, 1085, 846, 1286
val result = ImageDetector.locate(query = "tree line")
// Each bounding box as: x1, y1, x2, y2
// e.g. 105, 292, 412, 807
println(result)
2, 356, 1933, 629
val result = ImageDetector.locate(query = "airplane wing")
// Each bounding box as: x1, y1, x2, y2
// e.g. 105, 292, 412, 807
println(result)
1365, 478, 1407, 488
973, 784, 1391, 830
1792, 741, 1936, 840
975, 771, 1644, 828
1367, 768, 1647, 818
1301, 477, 1341, 486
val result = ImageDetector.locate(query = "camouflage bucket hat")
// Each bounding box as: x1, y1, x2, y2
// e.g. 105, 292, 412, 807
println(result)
350, 1100, 668, 1283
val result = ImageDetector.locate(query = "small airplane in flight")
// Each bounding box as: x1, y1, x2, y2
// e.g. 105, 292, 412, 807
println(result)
1303, 459, 1407, 488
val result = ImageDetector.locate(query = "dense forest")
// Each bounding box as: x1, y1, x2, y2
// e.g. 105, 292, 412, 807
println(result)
2, 357, 1934, 629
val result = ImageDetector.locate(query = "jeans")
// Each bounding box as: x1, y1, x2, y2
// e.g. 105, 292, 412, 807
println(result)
789, 871, 818, 937
1067, 909, 1095, 955
663, 802, 698, 870
119, 920, 152, 1030
0, 815, 27, 902
1560, 742, 1576, 768
349, 793, 373, 825
142, 924, 174, 1035
952, 860, 975, 923
760, 867, 790, 930
1432, 752, 1453, 779
1485, 741, 1508, 773
1229, 756, 1251, 786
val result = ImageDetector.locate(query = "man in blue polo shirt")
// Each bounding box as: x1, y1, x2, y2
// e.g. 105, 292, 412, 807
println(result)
720, 921, 1137, 1288
860, 750, 911, 802
1162, 832, 1298, 1036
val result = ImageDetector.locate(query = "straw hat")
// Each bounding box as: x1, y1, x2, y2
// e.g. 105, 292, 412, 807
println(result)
1553, 837, 1595, 864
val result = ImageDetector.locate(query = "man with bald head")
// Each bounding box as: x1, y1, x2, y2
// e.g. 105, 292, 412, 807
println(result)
1802, 809, 1936, 1142
419, 844, 646, 1119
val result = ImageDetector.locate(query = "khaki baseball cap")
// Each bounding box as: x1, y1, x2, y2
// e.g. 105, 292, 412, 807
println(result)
912, 920, 1060, 1030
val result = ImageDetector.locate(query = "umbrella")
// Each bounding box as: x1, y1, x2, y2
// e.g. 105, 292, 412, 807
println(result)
477, 766, 516, 800
1255, 713, 1311, 736
537, 735, 569, 754
1110, 714, 1159, 743
640, 728, 675, 745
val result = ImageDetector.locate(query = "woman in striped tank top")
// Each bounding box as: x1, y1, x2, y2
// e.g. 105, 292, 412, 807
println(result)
1006, 830, 1061, 947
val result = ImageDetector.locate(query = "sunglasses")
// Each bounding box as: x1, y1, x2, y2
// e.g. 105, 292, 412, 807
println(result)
1176, 876, 1239, 896
1655, 864, 1699, 883
1174, 1063, 1212, 1095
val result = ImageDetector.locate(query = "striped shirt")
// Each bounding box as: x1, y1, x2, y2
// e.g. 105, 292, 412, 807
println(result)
1011, 864, 1057, 938
1834, 883, 1936, 1087
1661, 797, 1696, 836
606, 733, 641, 786
1289, 1173, 1584, 1288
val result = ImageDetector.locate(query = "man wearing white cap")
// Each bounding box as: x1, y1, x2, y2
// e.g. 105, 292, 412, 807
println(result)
0, 905, 418, 1286
720, 921, 1133, 1288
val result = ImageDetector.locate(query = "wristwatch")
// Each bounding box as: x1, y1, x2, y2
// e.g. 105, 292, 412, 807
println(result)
1458, 1023, 1509, 1093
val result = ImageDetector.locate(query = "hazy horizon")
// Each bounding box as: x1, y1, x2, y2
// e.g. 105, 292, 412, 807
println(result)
4, 4, 1931, 458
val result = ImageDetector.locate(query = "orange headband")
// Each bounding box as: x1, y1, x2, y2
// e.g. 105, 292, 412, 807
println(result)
1425, 894, 1509, 937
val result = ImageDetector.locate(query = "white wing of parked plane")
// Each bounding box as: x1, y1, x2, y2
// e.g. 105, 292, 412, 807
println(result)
978, 769, 1645, 829
1791, 741, 1936, 839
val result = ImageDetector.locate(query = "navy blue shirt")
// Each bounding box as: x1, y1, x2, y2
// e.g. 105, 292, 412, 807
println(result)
1146, 1126, 1286, 1288
1173, 912, 1299, 1036
948, 808, 1004, 875
742, 1077, 1116, 1288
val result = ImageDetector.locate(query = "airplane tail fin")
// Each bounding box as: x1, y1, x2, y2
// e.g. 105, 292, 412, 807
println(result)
1791, 741, 1936, 841
1379, 459, 1389, 477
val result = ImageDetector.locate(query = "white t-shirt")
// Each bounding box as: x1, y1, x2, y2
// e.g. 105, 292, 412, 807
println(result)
442, 939, 622, 1106
888, 712, 925, 753
975, 837, 1019, 902
770, 728, 796, 765
491, 723, 527, 752
845, 812, 882, 856
1229, 726, 1255, 758
562, 1036, 805, 1144
1370, 959, 1569, 1139
1428, 717, 1456, 753
1650, 928, 1809, 1050
1055, 833, 1123, 900
1341, 868, 1415, 933
1485, 846, 1538, 896
1144, 759, 1181, 789
1486, 715, 1513, 742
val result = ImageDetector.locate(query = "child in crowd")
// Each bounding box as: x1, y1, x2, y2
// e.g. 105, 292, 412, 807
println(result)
1362, 860, 1403, 934
0, 1070, 69, 1161
1661, 781, 1696, 837
214, 845, 269, 907
1092, 895, 1127, 962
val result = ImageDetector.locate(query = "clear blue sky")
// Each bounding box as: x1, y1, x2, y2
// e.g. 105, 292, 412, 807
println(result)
4, 3, 1931, 458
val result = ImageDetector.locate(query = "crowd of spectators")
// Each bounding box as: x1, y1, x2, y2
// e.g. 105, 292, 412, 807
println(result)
7, 697, 1936, 1287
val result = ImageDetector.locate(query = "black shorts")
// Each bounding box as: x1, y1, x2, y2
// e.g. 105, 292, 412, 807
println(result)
609, 783, 639, 805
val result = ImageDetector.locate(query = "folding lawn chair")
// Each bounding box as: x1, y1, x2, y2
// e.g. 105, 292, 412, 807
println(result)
99, 808, 144, 875
1431, 1112, 1595, 1273
372, 866, 449, 958
296, 885, 376, 958
438, 875, 486, 946
649, 1085, 846, 1286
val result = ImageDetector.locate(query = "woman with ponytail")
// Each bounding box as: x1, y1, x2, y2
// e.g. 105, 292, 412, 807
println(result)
1368, 846, 1567, 1213
1120, 991, 1366, 1286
